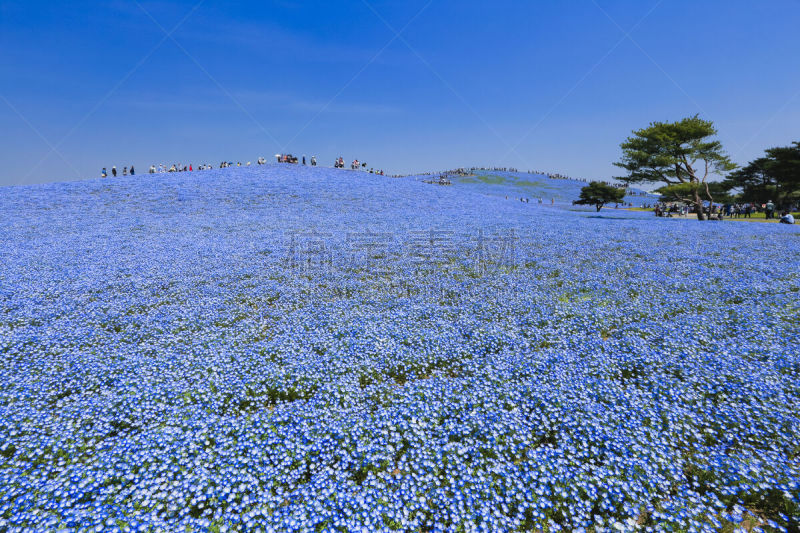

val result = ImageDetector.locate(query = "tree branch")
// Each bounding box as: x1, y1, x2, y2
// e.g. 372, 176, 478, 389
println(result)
681, 155, 698, 182
673, 164, 686, 184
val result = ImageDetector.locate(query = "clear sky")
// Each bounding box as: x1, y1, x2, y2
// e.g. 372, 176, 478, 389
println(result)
1, 1, 799, 186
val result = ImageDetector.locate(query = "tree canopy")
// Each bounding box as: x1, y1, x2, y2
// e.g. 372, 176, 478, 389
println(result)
614, 115, 735, 220
723, 142, 800, 207
574, 182, 626, 211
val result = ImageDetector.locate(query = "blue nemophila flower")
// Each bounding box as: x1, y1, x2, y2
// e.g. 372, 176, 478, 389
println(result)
0, 166, 798, 530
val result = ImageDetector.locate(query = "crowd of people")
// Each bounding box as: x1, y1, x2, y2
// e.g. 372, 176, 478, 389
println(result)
100, 154, 387, 177
102, 162, 251, 176
725, 201, 796, 223
149, 163, 218, 173
472, 166, 520, 173
653, 200, 795, 223
322, 156, 384, 175
101, 165, 135, 178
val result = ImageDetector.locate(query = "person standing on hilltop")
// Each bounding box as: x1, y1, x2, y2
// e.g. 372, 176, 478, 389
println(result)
101, 168, 107, 178
130, 165, 135, 176
111, 166, 117, 177
311, 156, 316, 166
302, 155, 306, 165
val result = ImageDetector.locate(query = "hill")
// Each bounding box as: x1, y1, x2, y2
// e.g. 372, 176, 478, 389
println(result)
0, 164, 798, 531
400, 169, 657, 206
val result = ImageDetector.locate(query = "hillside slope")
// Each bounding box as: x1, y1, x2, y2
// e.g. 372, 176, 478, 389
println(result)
0, 165, 798, 531
406, 170, 656, 206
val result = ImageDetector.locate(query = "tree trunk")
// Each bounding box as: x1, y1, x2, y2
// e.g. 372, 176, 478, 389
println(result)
704, 182, 715, 218
693, 188, 706, 221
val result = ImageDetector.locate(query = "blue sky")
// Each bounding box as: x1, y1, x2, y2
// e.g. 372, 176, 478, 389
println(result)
1, 0, 799, 185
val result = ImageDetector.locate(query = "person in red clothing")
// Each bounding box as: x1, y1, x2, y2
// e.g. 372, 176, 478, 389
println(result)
189, 164, 193, 171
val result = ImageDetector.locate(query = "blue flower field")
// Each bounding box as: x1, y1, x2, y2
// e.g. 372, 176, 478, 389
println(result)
0, 165, 798, 532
